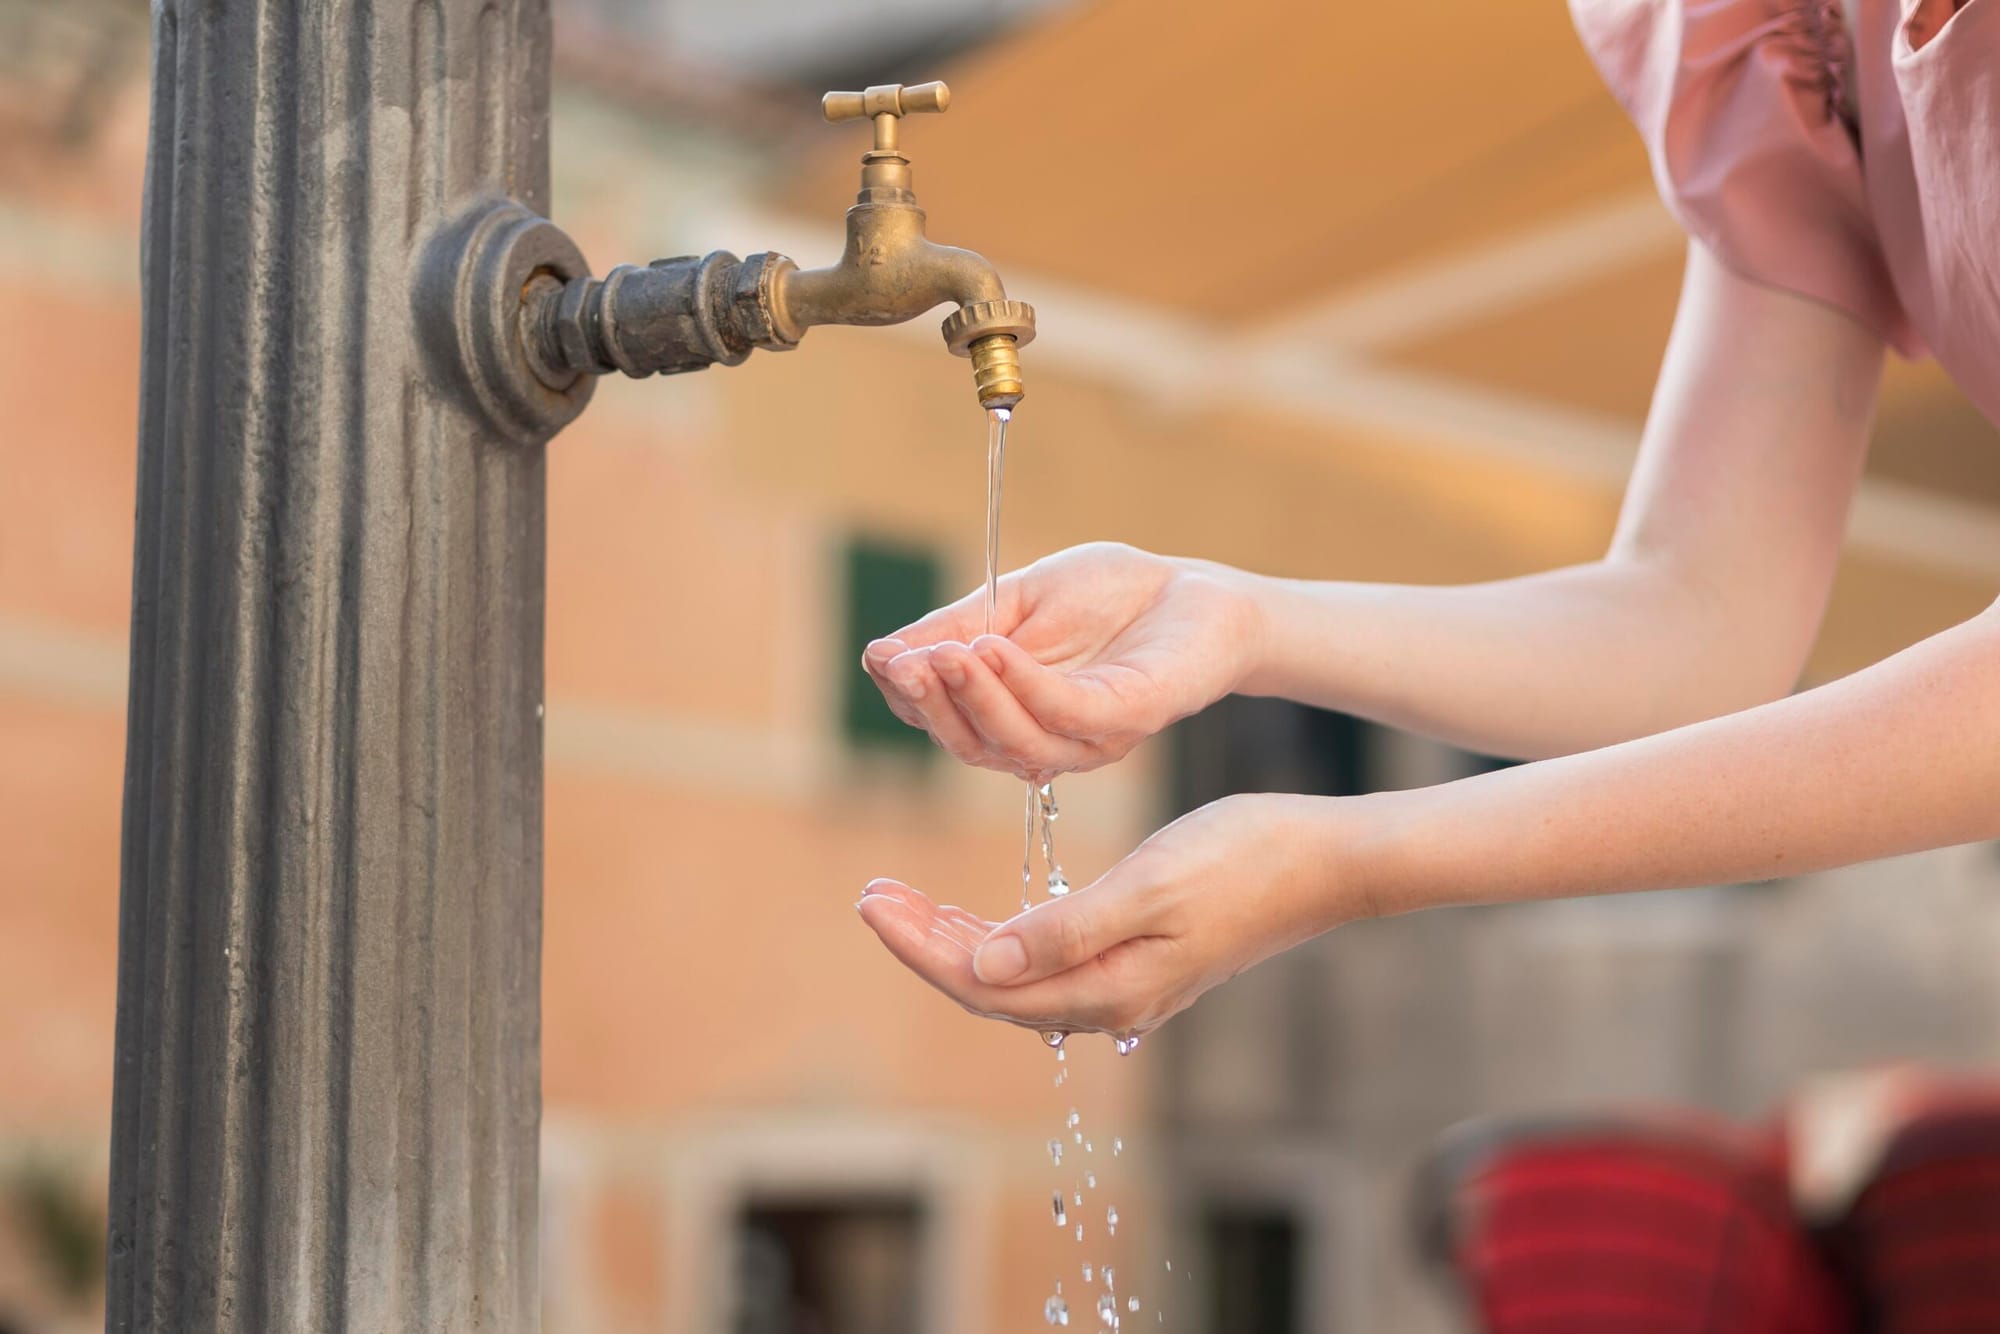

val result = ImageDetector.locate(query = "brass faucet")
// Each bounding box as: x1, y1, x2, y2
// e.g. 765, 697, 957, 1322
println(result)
516, 80, 1036, 414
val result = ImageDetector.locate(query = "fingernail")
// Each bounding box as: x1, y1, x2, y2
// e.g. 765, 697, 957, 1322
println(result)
894, 669, 928, 701
864, 638, 900, 664
977, 646, 1004, 674
935, 654, 968, 689
973, 933, 1028, 984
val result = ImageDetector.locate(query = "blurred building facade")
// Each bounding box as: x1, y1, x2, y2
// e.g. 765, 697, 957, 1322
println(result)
1, 1, 1997, 1331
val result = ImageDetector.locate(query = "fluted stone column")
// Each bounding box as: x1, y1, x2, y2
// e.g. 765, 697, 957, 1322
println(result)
109, 2, 558, 1327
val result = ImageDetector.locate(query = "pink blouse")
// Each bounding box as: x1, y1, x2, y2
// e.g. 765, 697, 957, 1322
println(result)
1570, 0, 2000, 424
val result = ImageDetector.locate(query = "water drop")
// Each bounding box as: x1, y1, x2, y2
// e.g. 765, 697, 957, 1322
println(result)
1075, 1223, 1083, 1241
1113, 1138, 1124, 1156
1072, 1192, 1082, 1207
1083, 1263, 1093, 1282
1052, 1193, 1066, 1227
1084, 1140, 1093, 1154
1128, 1297, 1141, 1313
1043, 1030, 1067, 1049
1098, 1294, 1117, 1325
1044, 1294, 1070, 1326
1106, 1206, 1120, 1228
1164, 1260, 1171, 1273
1104, 1266, 1115, 1291
1075, 1131, 1084, 1145
1047, 870, 1072, 896
1049, 1139, 1063, 1166
1068, 1109, 1081, 1129
1086, 1172, 1096, 1188
1058, 1047, 1067, 1063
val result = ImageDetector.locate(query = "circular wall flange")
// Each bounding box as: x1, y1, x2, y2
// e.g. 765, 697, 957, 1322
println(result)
418, 200, 595, 446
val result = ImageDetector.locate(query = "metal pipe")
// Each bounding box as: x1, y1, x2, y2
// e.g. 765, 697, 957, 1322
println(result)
110, 2, 552, 1327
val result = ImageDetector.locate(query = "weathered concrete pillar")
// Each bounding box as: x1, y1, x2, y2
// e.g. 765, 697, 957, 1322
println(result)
109, 2, 568, 1327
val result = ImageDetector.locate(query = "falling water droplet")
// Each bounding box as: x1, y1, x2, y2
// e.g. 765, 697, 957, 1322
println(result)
1164, 1260, 1171, 1273
1049, 1139, 1063, 1166
1104, 1266, 1115, 1291
1047, 870, 1071, 896
1086, 1171, 1096, 1188
1052, 1193, 1066, 1227
1076, 1222, 1084, 1241
1084, 1140, 1093, 1154
1113, 1138, 1124, 1156
1098, 1294, 1117, 1325
1083, 1263, 1094, 1282
1044, 1294, 1070, 1326
1107, 1205, 1119, 1234
1128, 1297, 1141, 1313
1068, 1109, 1081, 1129
1075, 1131, 1084, 1145
1072, 1192, 1082, 1207
1043, 1031, 1067, 1049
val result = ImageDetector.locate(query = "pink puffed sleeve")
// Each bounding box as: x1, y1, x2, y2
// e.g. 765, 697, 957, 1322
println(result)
1570, 0, 1918, 354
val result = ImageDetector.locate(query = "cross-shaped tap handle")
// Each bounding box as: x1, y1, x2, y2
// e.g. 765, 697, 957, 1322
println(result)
821, 81, 952, 155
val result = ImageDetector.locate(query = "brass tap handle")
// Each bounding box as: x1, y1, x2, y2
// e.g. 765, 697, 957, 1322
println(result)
821, 81, 951, 155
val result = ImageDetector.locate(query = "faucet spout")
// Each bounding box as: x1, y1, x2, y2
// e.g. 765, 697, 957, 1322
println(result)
501, 79, 1033, 418
769, 201, 1035, 411
774, 230, 1006, 335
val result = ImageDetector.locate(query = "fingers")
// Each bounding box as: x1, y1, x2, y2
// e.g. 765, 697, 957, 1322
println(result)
880, 646, 994, 766
930, 641, 1095, 778
972, 873, 1159, 987
971, 635, 1142, 745
860, 638, 927, 729
856, 880, 1155, 1035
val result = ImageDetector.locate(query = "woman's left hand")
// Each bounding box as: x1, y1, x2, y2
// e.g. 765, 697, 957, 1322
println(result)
855, 793, 1365, 1040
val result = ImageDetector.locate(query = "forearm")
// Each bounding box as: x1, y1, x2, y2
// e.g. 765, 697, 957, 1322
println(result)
1336, 602, 2000, 920
1235, 556, 1798, 759
1229, 248, 1880, 762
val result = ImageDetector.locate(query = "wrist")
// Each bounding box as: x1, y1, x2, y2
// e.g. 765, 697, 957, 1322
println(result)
1170, 556, 1276, 696
1311, 788, 1430, 927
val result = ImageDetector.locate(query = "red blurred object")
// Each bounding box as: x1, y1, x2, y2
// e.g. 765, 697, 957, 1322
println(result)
1425, 1116, 1852, 1334
1834, 1087, 2000, 1333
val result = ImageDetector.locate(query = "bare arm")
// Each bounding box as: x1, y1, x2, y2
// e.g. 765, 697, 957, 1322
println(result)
871, 243, 1887, 773
1244, 242, 1885, 758
1353, 599, 2000, 916
856, 597, 2000, 1039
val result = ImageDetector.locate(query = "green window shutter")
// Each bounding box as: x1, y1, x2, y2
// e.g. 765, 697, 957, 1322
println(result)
841, 538, 940, 755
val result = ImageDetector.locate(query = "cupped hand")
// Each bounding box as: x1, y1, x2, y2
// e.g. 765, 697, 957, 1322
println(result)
860, 542, 1261, 780
854, 794, 1357, 1041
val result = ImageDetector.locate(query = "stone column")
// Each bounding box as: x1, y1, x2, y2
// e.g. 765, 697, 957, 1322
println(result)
109, 2, 558, 1327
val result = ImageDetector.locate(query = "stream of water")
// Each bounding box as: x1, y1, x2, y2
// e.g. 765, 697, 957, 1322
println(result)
984, 408, 1070, 913
982, 407, 1177, 1327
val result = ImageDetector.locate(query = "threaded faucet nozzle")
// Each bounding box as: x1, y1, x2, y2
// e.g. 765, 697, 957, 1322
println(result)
970, 333, 1024, 411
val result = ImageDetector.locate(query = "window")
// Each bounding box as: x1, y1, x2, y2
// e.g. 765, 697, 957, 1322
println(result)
734, 1199, 924, 1334
840, 538, 940, 756
1204, 1206, 1302, 1334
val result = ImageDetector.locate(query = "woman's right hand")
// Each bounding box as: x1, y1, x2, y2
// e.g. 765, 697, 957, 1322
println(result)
862, 542, 1263, 778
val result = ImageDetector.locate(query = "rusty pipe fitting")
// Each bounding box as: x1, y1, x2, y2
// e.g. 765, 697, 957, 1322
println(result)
522, 250, 799, 386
